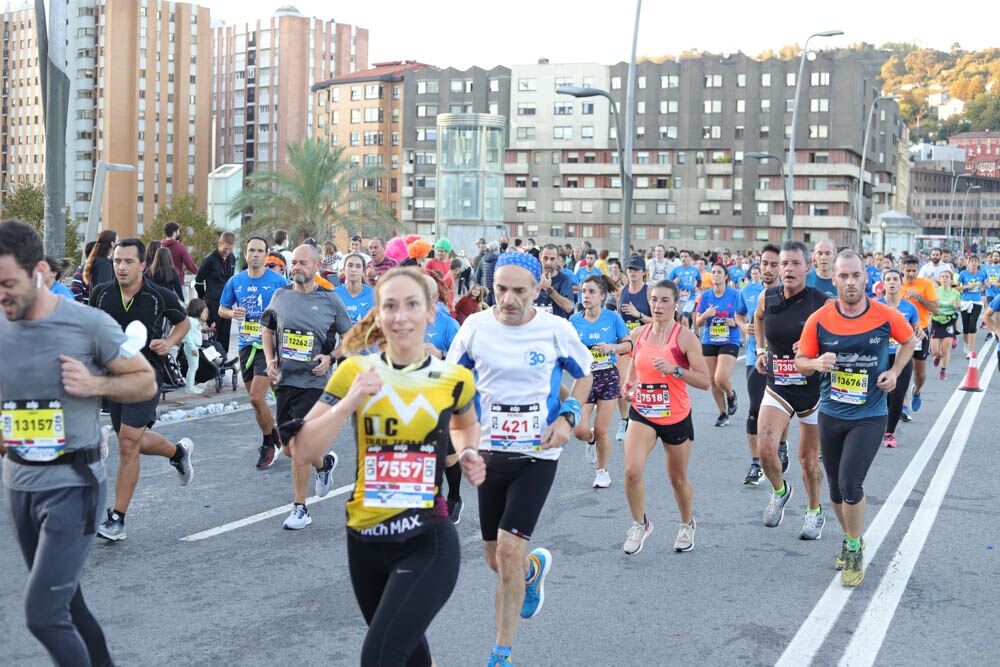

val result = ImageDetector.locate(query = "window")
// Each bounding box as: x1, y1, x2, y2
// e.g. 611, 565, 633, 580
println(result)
638, 75, 647, 89
811, 71, 831, 86
694, 228, 708, 240
517, 103, 536, 115
761, 73, 771, 87
786, 72, 796, 87
756, 229, 771, 241
516, 200, 536, 213
636, 101, 646, 114
364, 107, 383, 122
760, 99, 771, 112
810, 152, 830, 164
634, 202, 647, 214
553, 102, 573, 115
784, 125, 793, 139
581, 126, 594, 139
553, 126, 573, 140
811, 98, 830, 112
365, 84, 382, 99
735, 126, 745, 139
350, 132, 360, 146
733, 202, 743, 215
635, 228, 647, 240
677, 151, 686, 165
416, 104, 438, 117
673, 176, 683, 188
489, 78, 500, 92
736, 99, 746, 113
581, 102, 595, 114
364, 131, 384, 145
785, 98, 795, 112
758, 177, 770, 190
351, 86, 361, 100
703, 100, 722, 113
657, 151, 670, 164
581, 201, 594, 213
737, 73, 746, 87
660, 100, 678, 114
417, 80, 439, 94
518, 78, 536, 91
699, 203, 721, 215
636, 151, 650, 164
609, 201, 622, 214
760, 125, 770, 138
635, 126, 645, 139
553, 200, 573, 213
391, 131, 399, 145
704, 74, 722, 87
611, 76, 622, 89
450, 79, 464, 92
516, 127, 536, 140
809, 203, 830, 216
553, 76, 574, 90
757, 202, 769, 216
809, 124, 829, 139
661, 75, 679, 88
702, 126, 722, 139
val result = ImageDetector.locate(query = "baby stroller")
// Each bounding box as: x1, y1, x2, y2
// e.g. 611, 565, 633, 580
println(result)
178, 329, 240, 394
159, 352, 187, 400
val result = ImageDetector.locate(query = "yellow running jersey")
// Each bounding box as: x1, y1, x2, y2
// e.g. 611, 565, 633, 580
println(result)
322, 354, 475, 541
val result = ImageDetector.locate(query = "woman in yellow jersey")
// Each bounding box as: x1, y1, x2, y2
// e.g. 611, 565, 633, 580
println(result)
287, 268, 486, 667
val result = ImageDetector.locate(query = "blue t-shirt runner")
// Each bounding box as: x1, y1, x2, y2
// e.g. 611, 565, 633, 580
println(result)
736, 281, 765, 367
333, 283, 375, 324
569, 308, 630, 373
698, 286, 741, 347
220, 269, 289, 350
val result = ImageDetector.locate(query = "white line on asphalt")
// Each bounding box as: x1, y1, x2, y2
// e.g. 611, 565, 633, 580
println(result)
179, 483, 354, 541
776, 339, 997, 666
839, 350, 997, 667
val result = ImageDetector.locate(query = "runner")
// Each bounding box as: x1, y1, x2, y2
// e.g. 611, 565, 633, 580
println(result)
806, 238, 838, 298
334, 252, 376, 325
753, 241, 831, 539
89, 239, 195, 541
285, 267, 483, 666
695, 262, 741, 427
219, 236, 289, 468
930, 269, 961, 379
262, 244, 353, 530
616, 256, 652, 441
668, 250, 701, 329
570, 274, 630, 488
574, 248, 603, 306
645, 244, 670, 282
534, 244, 575, 318
877, 269, 919, 447
796, 250, 915, 586
735, 243, 781, 485
900, 255, 939, 416
0, 220, 159, 665
446, 252, 593, 667
983, 250, 1000, 341
620, 279, 710, 555
957, 255, 987, 358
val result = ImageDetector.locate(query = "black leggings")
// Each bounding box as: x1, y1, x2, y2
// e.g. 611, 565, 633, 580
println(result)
746, 365, 767, 435
347, 520, 460, 667
818, 413, 887, 505
886, 356, 913, 435
961, 303, 983, 334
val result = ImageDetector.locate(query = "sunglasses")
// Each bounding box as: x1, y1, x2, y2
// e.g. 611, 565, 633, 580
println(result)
266, 263, 282, 269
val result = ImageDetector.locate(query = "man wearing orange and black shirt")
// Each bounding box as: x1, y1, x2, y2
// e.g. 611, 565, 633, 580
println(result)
900, 255, 938, 416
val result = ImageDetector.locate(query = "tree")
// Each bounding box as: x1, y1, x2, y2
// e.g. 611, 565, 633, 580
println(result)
2, 180, 45, 230
228, 138, 397, 245
143, 193, 218, 266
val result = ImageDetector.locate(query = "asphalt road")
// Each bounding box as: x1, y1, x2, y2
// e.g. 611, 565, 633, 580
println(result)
1, 337, 997, 666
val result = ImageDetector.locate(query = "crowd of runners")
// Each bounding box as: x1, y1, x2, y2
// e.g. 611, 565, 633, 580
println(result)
3, 216, 996, 666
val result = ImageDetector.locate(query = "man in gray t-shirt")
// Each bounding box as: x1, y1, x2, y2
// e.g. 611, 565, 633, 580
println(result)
261, 244, 353, 530
0, 220, 157, 665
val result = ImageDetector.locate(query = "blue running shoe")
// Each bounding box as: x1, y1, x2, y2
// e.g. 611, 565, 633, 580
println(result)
487, 651, 513, 666
911, 392, 922, 412
520, 547, 552, 619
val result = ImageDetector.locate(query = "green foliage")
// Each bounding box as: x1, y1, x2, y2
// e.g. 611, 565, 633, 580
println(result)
142, 193, 218, 265
228, 138, 397, 246
2, 180, 45, 229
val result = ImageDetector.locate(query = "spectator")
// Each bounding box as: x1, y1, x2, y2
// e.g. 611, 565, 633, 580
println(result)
70, 240, 97, 303
481, 241, 500, 304
82, 229, 117, 293
365, 236, 398, 285
161, 221, 199, 282
271, 229, 293, 275
195, 231, 237, 354
454, 283, 489, 324
146, 246, 185, 300
426, 238, 453, 276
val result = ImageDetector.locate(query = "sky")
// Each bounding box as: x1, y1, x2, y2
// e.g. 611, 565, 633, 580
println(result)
204, 0, 995, 70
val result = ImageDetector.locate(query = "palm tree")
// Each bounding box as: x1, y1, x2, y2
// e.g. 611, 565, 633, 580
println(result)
228, 137, 397, 243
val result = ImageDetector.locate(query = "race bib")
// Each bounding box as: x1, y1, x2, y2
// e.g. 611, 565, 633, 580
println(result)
830, 369, 868, 405
281, 329, 315, 362
772, 356, 806, 386
1, 400, 66, 462
626, 319, 641, 331
634, 383, 670, 419
363, 451, 436, 508
240, 320, 261, 337
709, 321, 729, 343
888, 338, 899, 355
590, 346, 612, 371
490, 403, 543, 452
914, 336, 923, 352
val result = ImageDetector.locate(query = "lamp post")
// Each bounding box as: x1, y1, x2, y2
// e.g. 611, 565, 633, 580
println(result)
558, 85, 632, 261
857, 94, 900, 252
881, 220, 887, 255
948, 172, 974, 250
961, 185, 981, 252
746, 152, 791, 241
788, 30, 843, 246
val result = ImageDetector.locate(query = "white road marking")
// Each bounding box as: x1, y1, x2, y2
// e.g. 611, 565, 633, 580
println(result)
839, 350, 996, 667
179, 483, 353, 541
776, 339, 996, 666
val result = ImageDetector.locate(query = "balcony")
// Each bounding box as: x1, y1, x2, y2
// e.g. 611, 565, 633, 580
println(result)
400, 209, 414, 222
633, 188, 672, 200
558, 162, 619, 176
632, 164, 671, 176
793, 163, 858, 177
402, 162, 414, 175
705, 162, 734, 175
504, 187, 527, 198
559, 187, 620, 199
705, 189, 732, 201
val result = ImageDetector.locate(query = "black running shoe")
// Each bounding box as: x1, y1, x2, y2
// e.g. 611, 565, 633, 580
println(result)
447, 498, 464, 525
256, 442, 277, 469
778, 441, 789, 473
714, 413, 729, 427
726, 391, 738, 416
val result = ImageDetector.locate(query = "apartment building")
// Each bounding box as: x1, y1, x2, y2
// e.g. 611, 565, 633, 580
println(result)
950, 130, 1000, 178
504, 52, 900, 250
213, 7, 368, 180
908, 163, 1000, 247
0, 6, 45, 207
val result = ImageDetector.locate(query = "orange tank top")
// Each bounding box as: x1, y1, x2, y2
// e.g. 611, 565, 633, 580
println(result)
631, 322, 691, 425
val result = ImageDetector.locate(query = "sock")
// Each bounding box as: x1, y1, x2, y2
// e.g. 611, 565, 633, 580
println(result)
318, 455, 334, 472
294, 502, 306, 511
525, 553, 539, 583
445, 462, 462, 502
806, 507, 821, 514
846, 536, 861, 552
775, 481, 786, 497
111, 509, 125, 521
492, 645, 511, 658
170, 445, 184, 463
270, 428, 281, 447
643, 513, 649, 527
752, 457, 760, 465
779, 441, 788, 450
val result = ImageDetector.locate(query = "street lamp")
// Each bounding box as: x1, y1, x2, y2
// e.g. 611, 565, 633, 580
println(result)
82, 160, 138, 265
881, 219, 887, 255
857, 94, 900, 252
948, 172, 974, 249
746, 152, 791, 241
961, 185, 981, 251
788, 30, 843, 245
558, 85, 632, 262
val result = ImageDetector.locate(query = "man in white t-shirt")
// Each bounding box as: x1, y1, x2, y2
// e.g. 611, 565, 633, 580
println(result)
917, 247, 953, 284
646, 244, 670, 282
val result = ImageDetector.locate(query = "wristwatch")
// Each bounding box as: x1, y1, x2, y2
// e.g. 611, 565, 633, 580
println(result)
672, 366, 685, 378
558, 411, 577, 428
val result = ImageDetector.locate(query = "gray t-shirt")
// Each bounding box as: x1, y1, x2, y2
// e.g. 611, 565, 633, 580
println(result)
261, 285, 353, 390
1, 298, 125, 490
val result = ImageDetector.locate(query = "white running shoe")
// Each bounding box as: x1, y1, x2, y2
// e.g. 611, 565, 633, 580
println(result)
585, 440, 597, 465
623, 518, 653, 555
313, 452, 339, 497
173, 438, 194, 486
593, 469, 611, 488
184, 385, 205, 395
615, 420, 628, 441
283, 505, 312, 530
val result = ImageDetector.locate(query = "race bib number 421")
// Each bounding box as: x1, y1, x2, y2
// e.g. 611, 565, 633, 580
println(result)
490, 403, 543, 451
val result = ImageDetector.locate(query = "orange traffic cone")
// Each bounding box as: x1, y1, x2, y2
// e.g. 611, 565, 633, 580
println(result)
960, 351, 983, 392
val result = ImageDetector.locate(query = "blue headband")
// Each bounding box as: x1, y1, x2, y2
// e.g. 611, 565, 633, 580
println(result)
495, 251, 542, 282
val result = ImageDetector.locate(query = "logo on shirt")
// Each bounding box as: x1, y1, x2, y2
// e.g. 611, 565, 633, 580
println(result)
869, 337, 882, 345
362, 385, 438, 425
525, 350, 546, 366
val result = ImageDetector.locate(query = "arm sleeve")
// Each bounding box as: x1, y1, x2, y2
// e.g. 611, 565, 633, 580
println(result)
161, 287, 188, 326
321, 357, 357, 401
94, 259, 114, 287
889, 308, 915, 344
194, 257, 210, 298
797, 311, 822, 358
220, 278, 236, 308
93, 310, 129, 367
614, 312, 630, 341
455, 367, 476, 411
182, 247, 199, 274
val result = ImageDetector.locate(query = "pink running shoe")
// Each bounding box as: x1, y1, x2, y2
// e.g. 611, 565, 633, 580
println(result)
883, 433, 897, 448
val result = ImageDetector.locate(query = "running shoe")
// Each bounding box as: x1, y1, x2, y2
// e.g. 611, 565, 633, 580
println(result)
952, 338, 958, 349
673, 519, 696, 552
933, 355, 941, 367
835, 538, 866, 570
763, 481, 792, 527
593, 469, 611, 489
726, 391, 738, 416
487, 652, 513, 666
585, 438, 597, 465
743, 463, 764, 486
714, 413, 729, 427
172, 438, 194, 486
97, 509, 126, 541
520, 548, 551, 619
623, 518, 653, 555
799, 510, 825, 540
940, 369, 947, 381
778, 441, 789, 473
283, 505, 312, 530
841, 546, 865, 587
911, 392, 922, 412
965, 351, 972, 360
313, 451, 339, 497
447, 498, 464, 525
615, 419, 628, 441
883, 433, 897, 448
256, 441, 278, 469
987, 332, 994, 342
184, 384, 205, 395
900, 406, 912, 423
99, 424, 114, 461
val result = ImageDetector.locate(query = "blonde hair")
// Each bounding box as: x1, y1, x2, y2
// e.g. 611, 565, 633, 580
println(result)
340, 268, 435, 355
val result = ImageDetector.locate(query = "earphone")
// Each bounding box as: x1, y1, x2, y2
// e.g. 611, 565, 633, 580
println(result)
35, 271, 42, 289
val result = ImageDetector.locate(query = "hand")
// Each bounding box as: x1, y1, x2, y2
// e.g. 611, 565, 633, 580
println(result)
149, 339, 169, 355
595, 342, 614, 354
539, 275, 552, 291
651, 355, 671, 376
312, 354, 332, 376
755, 353, 767, 375
905, 289, 919, 301
232, 306, 247, 320
745, 321, 755, 337
266, 358, 280, 383
726, 317, 736, 327
876, 370, 897, 392
622, 303, 638, 317
704, 305, 717, 318
340, 367, 382, 412
813, 352, 837, 373
459, 450, 487, 486
60, 355, 103, 397
621, 380, 634, 400
540, 415, 572, 449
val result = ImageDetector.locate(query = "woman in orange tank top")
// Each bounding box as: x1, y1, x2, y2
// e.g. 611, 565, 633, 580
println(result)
619, 279, 710, 556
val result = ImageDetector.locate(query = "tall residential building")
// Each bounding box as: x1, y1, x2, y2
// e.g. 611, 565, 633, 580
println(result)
2, 1, 214, 239
213, 7, 368, 180
950, 130, 1000, 177
504, 52, 900, 250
